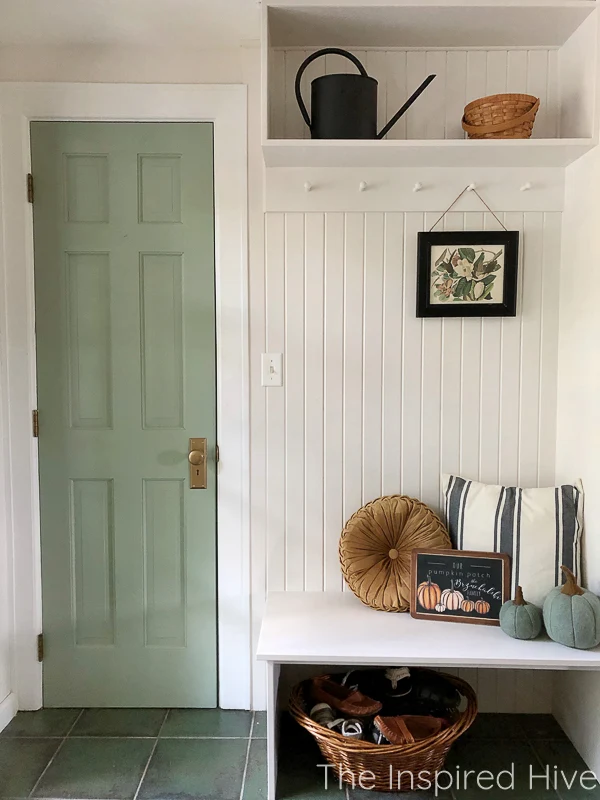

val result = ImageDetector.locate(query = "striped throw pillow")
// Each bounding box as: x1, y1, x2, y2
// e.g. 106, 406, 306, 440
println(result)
442, 475, 583, 607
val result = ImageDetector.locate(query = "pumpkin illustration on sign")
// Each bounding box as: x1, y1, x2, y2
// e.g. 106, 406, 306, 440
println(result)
475, 599, 491, 615
417, 577, 442, 611
461, 599, 475, 613
441, 583, 464, 611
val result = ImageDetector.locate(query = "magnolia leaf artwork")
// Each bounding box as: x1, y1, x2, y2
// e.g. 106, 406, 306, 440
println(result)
430, 244, 505, 304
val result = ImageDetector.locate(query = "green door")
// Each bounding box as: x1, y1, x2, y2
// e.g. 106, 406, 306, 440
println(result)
31, 122, 217, 707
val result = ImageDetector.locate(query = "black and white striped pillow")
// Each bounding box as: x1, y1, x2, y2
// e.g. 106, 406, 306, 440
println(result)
443, 475, 583, 607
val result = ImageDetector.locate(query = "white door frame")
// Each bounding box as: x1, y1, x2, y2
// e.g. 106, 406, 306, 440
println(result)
0, 83, 250, 711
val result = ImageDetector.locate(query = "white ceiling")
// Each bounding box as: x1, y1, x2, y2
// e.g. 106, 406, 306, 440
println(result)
0, 0, 261, 47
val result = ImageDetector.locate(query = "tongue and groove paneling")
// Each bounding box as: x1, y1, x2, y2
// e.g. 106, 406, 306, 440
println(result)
257, 208, 560, 710
262, 210, 560, 595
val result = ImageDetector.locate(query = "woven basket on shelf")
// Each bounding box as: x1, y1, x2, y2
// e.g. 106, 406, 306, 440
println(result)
289, 669, 478, 792
462, 93, 540, 139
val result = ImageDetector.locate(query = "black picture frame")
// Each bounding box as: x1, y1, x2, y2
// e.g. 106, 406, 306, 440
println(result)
416, 230, 519, 318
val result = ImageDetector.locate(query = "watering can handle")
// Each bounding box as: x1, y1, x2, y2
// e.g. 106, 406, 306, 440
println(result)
295, 48, 369, 129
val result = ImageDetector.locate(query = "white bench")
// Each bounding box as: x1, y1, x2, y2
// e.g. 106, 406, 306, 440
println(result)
257, 590, 600, 800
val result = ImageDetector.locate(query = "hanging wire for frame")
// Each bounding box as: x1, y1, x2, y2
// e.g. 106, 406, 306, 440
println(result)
429, 186, 508, 232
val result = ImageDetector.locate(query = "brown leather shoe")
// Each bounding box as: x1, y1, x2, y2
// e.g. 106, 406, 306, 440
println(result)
374, 714, 445, 744
311, 677, 382, 717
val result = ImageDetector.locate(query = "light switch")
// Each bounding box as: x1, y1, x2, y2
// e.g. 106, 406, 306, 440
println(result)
261, 353, 283, 387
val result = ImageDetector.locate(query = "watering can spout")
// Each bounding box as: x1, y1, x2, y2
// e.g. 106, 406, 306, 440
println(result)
377, 74, 437, 139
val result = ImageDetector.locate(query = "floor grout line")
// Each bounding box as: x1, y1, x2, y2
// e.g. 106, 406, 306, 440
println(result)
67, 735, 158, 740
9, 735, 160, 740
238, 712, 255, 800
159, 734, 254, 739
131, 709, 169, 800
1, 736, 66, 740
3, 734, 257, 740
27, 709, 85, 799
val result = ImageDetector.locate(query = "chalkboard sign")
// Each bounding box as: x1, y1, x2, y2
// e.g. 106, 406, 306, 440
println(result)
410, 549, 510, 626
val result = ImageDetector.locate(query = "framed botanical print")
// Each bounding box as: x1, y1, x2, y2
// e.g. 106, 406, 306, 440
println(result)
416, 230, 519, 317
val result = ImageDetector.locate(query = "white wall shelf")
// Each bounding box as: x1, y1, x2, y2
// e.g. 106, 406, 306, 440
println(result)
257, 591, 600, 669
262, 2, 599, 165
263, 137, 595, 168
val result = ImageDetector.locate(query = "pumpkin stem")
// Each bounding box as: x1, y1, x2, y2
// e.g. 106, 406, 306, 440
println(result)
514, 586, 525, 606
560, 565, 584, 596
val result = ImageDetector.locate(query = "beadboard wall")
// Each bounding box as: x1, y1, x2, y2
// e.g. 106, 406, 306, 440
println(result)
269, 47, 560, 139
250, 204, 561, 710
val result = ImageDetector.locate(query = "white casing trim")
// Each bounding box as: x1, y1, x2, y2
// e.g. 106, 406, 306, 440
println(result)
0, 82, 250, 710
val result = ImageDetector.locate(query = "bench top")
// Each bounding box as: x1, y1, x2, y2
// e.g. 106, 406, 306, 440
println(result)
257, 590, 600, 669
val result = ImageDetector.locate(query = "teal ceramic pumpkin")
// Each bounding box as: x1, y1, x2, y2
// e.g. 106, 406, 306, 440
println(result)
543, 566, 600, 650
500, 586, 543, 640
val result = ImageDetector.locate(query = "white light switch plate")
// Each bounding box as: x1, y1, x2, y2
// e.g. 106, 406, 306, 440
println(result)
261, 353, 283, 387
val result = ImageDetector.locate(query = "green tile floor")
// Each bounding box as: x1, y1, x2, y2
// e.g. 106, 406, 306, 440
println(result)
0, 711, 597, 800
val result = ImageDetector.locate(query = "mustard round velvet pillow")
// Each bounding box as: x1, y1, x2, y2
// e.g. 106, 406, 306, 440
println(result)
339, 495, 451, 612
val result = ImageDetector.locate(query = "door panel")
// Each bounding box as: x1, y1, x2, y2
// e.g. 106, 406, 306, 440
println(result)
31, 122, 217, 707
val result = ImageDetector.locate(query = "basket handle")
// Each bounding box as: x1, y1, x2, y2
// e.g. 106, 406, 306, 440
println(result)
461, 97, 540, 136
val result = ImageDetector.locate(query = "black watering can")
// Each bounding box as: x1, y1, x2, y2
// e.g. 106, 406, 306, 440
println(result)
295, 48, 436, 140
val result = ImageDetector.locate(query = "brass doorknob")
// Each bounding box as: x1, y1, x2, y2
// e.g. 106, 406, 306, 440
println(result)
188, 450, 205, 466
188, 438, 207, 489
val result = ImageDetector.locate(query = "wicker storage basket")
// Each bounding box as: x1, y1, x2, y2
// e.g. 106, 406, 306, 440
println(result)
462, 93, 540, 139
289, 669, 478, 792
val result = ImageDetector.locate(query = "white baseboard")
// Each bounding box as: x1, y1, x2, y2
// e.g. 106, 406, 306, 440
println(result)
0, 693, 18, 733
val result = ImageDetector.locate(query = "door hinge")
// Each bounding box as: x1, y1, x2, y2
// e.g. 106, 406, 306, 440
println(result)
32, 409, 39, 438
27, 173, 34, 204
215, 444, 220, 464
37, 633, 44, 662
